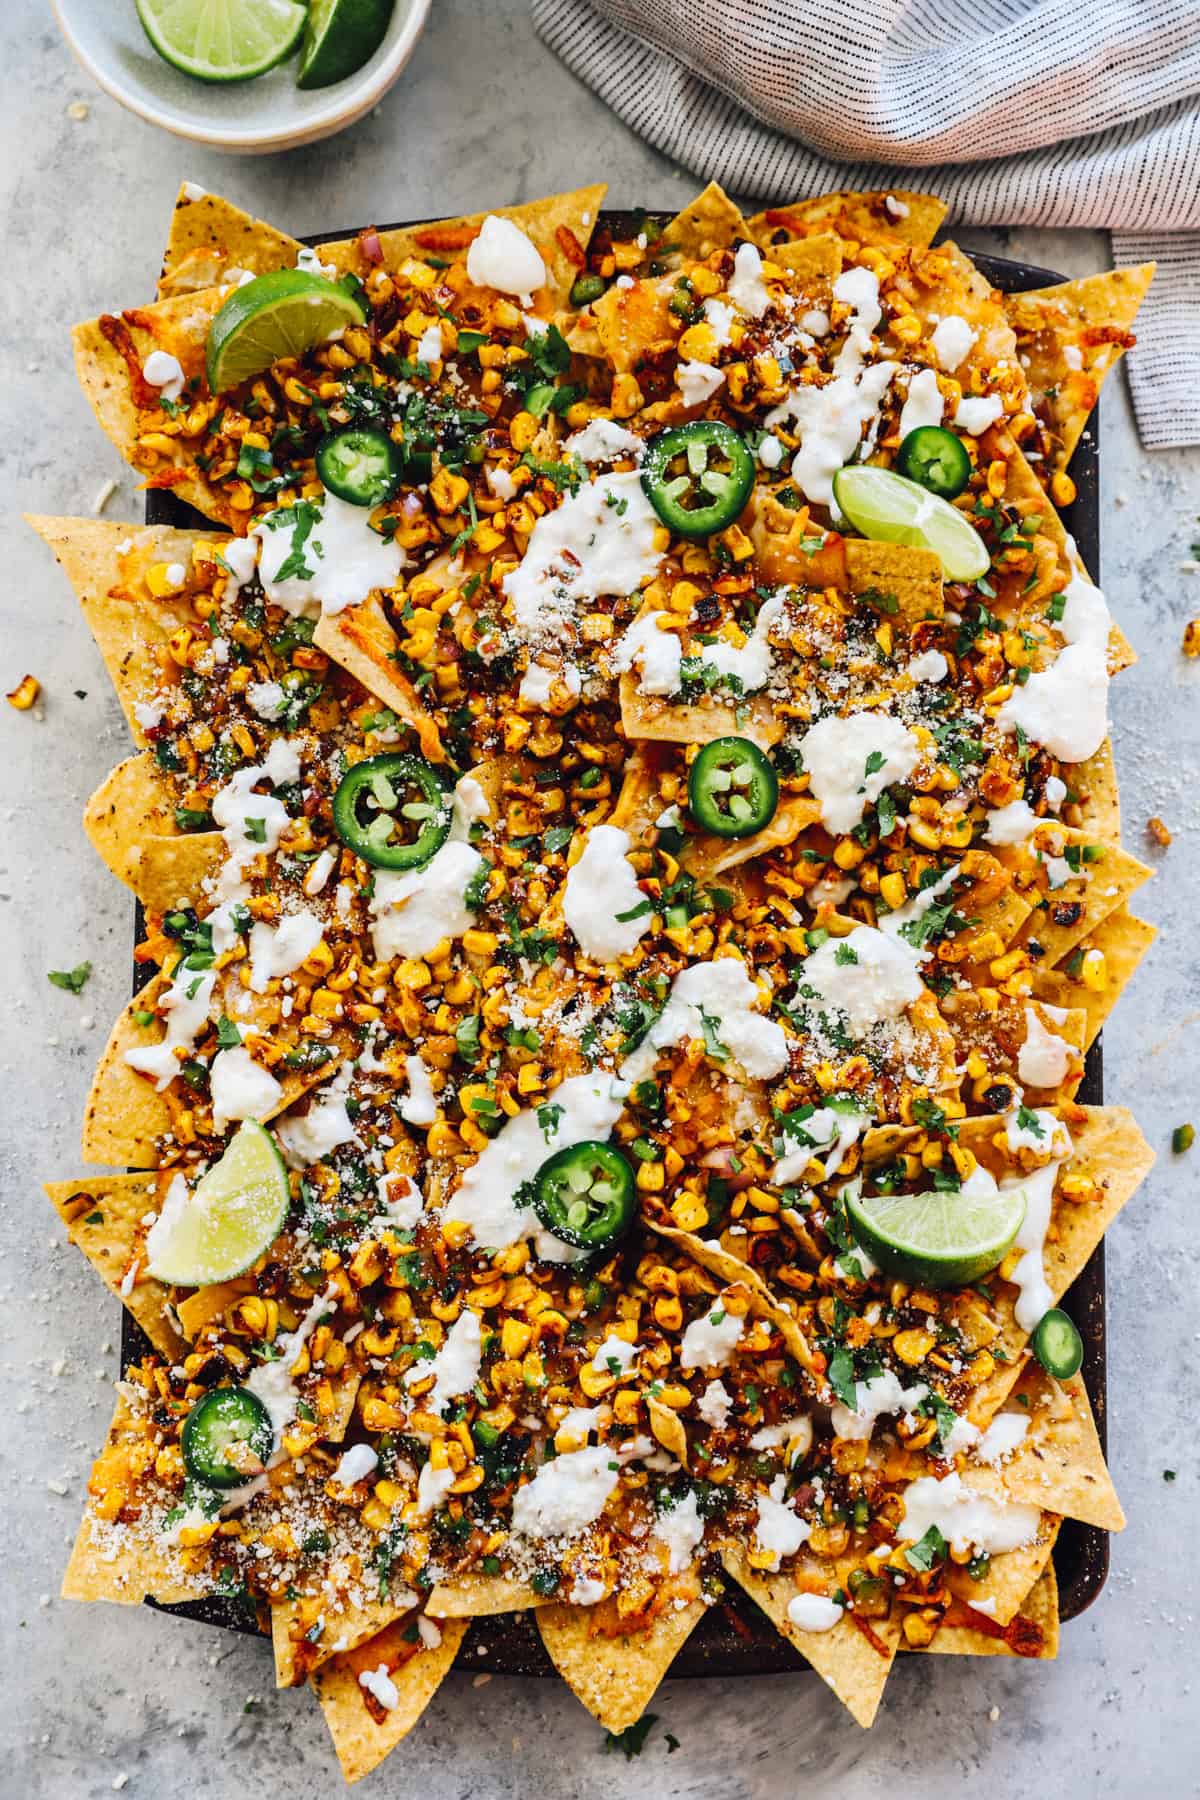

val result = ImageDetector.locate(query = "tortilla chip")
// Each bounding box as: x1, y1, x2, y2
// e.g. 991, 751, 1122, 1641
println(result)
749, 190, 947, 253
72, 288, 232, 526
314, 598, 443, 762
720, 1544, 900, 1727
661, 182, 749, 258
1033, 908, 1157, 1048
535, 1587, 706, 1731
844, 538, 945, 624
25, 515, 225, 741
620, 671, 781, 750
1004, 264, 1154, 472
318, 186, 607, 312
919, 1564, 1058, 1659
273, 1587, 418, 1687
945, 1519, 1059, 1627
1001, 441, 1136, 672
176, 1279, 252, 1339
769, 232, 844, 286
83, 976, 174, 1167
62, 1393, 198, 1606
312, 1615, 467, 1783
647, 1220, 817, 1377
45, 1173, 184, 1358
159, 185, 302, 299
84, 753, 224, 910
987, 1365, 1124, 1531
1014, 829, 1151, 965
1071, 738, 1122, 844
426, 1573, 551, 1617
83, 976, 338, 1167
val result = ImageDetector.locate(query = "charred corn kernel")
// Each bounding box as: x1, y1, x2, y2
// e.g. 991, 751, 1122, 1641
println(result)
6, 674, 39, 710
361, 1498, 392, 1533
676, 321, 718, 363
652, 1294, 684, 1331
878, 871, 907, 911
893, 1327, 936, 1367
1080, 947, 1107, 990
508, 411, 539, 452
1060, 1172, 1096, 1202
988, 948, 1026, 981
1183, 619, 1200, 657
985, 458, 1007, 498
722, 523, 755, 562
610, 373, 644, 417
430, 468, 470, 514
832, 837, 867, 869
1051, 471, 1077, 507
500, 1318, 533, 1359
165, 625, 194, 665
231, 1294, 277, 1339
908, 818, 941, 851
612, 1389, 642, 1426
671, 1192, 708, 1231
890, 312, 923, 345
902, 1612, 938, 1649
462, 929, 499, 957
656, 1383, 693, 1410
636, 1160, 665, 1192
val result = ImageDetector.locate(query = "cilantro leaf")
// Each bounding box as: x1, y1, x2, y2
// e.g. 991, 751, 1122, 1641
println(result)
48, 962, 92, 994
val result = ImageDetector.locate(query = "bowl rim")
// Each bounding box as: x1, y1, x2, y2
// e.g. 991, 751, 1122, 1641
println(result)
51, 0, 431, 149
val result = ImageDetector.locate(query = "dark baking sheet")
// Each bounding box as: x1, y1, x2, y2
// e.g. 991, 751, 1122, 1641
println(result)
130, 224, 1108, 1672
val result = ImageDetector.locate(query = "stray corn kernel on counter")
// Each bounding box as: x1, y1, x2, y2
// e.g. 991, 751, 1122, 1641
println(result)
30, 179, 1157, 1780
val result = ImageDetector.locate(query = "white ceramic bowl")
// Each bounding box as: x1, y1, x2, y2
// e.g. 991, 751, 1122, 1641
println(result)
52, 0, 431, 154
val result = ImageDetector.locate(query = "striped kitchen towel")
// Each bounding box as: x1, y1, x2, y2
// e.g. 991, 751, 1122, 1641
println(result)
532, 0, 1200, 448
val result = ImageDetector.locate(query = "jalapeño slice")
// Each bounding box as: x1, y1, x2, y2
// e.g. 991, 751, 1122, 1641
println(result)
1030, 1307, 1083, 1379
333, 753, 451, 871
895, 425, 971, 500
532, 1141, 636, 1251
688, 736, 779, 839
316, 426, 402, 508
641, 421, 755, 539
182, 1387, 273, 1490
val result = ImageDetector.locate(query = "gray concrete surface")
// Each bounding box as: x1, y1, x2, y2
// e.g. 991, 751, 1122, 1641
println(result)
1, 3, 1197, 1795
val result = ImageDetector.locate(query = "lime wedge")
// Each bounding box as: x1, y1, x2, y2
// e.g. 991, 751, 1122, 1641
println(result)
832, 465, 990, 582
135, 0, 306, 83
206, 269, 366, 393
845, 1182, 1026, 1288
298, 0, 395, 89
145, 1121, 290, 1286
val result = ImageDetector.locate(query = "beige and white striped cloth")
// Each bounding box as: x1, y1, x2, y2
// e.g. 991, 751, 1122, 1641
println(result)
533, 0, 1200, 448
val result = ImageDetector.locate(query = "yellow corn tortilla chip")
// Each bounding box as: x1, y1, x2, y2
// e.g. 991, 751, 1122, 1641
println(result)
1000, 440, 1136, 672
84, 753, 224, 911
314, 597, 444, 763
945, 1519, 1059, 1627
312, 1614, 467, 1784
158, 185, 303, 299
44, 1173, 185, 1359
62, 1393, 199, 1607
273, 1587, 419, 1688
72, 288, 233, 526
1013, 828, 1151, 966
318, 185, 608, 312
1033, 908, 1157, 1048
661, 182, 749, 258
83, 976, 340, 1167
991, 1365, 1124, 1531
918, 1564, 1058, 1659
25, 515, 225, 741
749, 190, 947, 253
620, 669, 781, 750
720, 1544, 900, 1727
176, 1279, 251, 1339
647, 1219, 818, 1378
768, 232, 844, 286
1004, 264, 1154, 472
536, 1586, 706, 1732
1071, 738, 1122, 844
426, 1573, 551, 1617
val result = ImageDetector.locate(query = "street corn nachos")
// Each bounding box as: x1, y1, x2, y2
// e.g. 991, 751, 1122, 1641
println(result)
32, 179, 1158, 1777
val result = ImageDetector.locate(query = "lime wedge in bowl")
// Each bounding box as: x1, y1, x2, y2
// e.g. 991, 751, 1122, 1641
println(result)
833, 464, 990, 583
145, 1120, 290, 1286
135, 0, 306, 83
299, 0, 396, 89
845, 1181, 1026, 1289
206, 269, 366, 393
